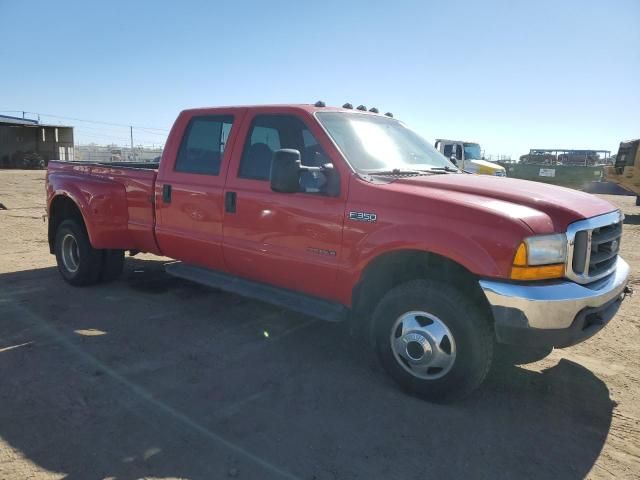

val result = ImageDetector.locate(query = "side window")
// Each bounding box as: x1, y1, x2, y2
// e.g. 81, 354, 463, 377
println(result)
221, 122, 233, 152
175, 115, 233, 175
455, 144, 463, 160
443, 144, 453, 158
239, 114, 330, 183
250, 126, 280, 151
302, 127, 330, 167
302, 129, 317, 147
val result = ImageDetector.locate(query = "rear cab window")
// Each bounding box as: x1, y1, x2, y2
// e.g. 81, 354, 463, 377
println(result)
175, 115, 234, 175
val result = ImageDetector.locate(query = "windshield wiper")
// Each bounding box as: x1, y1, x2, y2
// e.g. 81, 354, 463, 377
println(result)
366, 168, 427, 176
424, 166, 459, 173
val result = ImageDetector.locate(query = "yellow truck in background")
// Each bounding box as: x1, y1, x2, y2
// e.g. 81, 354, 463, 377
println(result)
605, 139, 640, 205
434, 139, 506, 176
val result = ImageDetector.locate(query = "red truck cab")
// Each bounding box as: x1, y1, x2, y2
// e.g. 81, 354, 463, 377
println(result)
46, 103, 631, 402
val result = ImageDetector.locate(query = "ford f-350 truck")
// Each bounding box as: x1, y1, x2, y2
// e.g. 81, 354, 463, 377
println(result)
46, 103, 631, 402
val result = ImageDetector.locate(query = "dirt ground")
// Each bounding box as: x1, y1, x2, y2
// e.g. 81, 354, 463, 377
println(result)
0, 169, 639, 480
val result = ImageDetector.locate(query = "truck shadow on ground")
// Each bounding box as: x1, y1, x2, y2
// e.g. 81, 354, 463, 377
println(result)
623, 213, 640, 225
0, 259, 613, 480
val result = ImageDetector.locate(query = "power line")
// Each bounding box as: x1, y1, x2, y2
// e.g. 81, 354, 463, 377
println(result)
73, 131, 165, 147
0, 109, 168, 148
70, 124, 168, 140
73, 126, 162, 138
73, 132, 145, 143
0, 110, 169, 132
135, 128, 169, 136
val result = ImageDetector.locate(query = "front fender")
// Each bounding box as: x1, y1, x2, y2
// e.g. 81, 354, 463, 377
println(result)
351, 223, 508, 279
335, 217, 526, 307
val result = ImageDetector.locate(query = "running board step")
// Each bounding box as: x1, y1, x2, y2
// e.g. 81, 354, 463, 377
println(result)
165, 262, 348, 322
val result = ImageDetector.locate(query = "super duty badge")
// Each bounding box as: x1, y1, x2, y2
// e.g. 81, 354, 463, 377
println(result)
349, 211, 377, 223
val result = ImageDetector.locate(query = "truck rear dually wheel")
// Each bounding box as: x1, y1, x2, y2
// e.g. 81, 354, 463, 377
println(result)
372, 279, 493, 402
54, 219, 103, 286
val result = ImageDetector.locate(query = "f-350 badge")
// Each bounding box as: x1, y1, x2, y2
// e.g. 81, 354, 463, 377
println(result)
349, 211, 377, 223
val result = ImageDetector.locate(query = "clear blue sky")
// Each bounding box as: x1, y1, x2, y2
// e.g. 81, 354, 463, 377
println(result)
1, 0, 638, 158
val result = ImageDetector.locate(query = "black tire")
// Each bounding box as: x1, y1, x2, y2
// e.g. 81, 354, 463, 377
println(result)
54, 219, 103, 286
100, 249, 125, 282
372, 279, 493, 403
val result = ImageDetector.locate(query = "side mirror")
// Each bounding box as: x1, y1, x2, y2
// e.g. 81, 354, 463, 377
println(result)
450, 153, 458, 166
271, 149, 302, 193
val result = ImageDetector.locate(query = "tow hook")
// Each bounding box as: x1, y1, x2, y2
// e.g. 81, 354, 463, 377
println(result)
623, 285, 634, 300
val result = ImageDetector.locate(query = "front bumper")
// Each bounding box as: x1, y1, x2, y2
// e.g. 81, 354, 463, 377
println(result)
479, 257, 631, 348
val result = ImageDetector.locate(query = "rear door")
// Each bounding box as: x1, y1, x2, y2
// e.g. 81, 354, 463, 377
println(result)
222, 109, 348, 301
155, 109, 247, 270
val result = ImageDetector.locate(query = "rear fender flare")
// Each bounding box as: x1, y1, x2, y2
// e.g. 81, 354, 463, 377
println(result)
48, 175, 130, 249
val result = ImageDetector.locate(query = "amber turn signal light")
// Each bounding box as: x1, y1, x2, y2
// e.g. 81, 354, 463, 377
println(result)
510, 264, 564, 281
510, 241, 565, 280
513, 242, 528, 266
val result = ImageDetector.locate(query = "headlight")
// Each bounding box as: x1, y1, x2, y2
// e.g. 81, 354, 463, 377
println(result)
523, 234, 567, 265
511, 234, 567, 280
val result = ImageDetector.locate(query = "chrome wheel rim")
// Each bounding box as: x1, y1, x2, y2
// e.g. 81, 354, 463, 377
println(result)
61, 233, 80, 273
390, 310, 456, 380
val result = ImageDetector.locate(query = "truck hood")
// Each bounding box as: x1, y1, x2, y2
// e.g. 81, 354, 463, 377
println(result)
389, 173, 617, 233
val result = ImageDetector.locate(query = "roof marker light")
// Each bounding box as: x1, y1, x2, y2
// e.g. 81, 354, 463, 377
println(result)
369, 107, 379, 113
356, 105, 367, 111
342, 103, 353, 109
384, 112, 394, 118
314, 100, 326, 107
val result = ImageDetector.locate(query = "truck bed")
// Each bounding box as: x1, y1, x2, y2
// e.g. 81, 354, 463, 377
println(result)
47, 160, 160, 254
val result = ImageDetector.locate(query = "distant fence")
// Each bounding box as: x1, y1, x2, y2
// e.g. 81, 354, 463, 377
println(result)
74, 145, 163, 163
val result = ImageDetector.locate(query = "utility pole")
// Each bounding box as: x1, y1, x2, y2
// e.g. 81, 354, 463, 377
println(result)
130, 126, 134, 161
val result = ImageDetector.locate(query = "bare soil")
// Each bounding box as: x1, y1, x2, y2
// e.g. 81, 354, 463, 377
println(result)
0, 170, 639, 479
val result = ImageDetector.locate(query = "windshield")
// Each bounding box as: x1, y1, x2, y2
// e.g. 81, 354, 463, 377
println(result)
463, 143, 482, 160
316, 112, 454, 172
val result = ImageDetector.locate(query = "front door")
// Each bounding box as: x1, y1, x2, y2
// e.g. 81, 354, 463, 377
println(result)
222, 111, 347, 301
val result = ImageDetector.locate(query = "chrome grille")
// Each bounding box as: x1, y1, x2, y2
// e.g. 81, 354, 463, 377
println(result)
566, 211, 623, 284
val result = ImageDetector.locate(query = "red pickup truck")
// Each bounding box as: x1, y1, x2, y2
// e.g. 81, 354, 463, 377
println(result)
46, 103, 631, 401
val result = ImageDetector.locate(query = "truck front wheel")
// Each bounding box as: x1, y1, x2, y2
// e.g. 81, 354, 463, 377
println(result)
54, 219, 103, 286
372, 279, 493, 402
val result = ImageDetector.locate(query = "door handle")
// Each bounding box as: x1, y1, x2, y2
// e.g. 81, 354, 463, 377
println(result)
225, 191, 236, 213
163, 184, 172, 203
